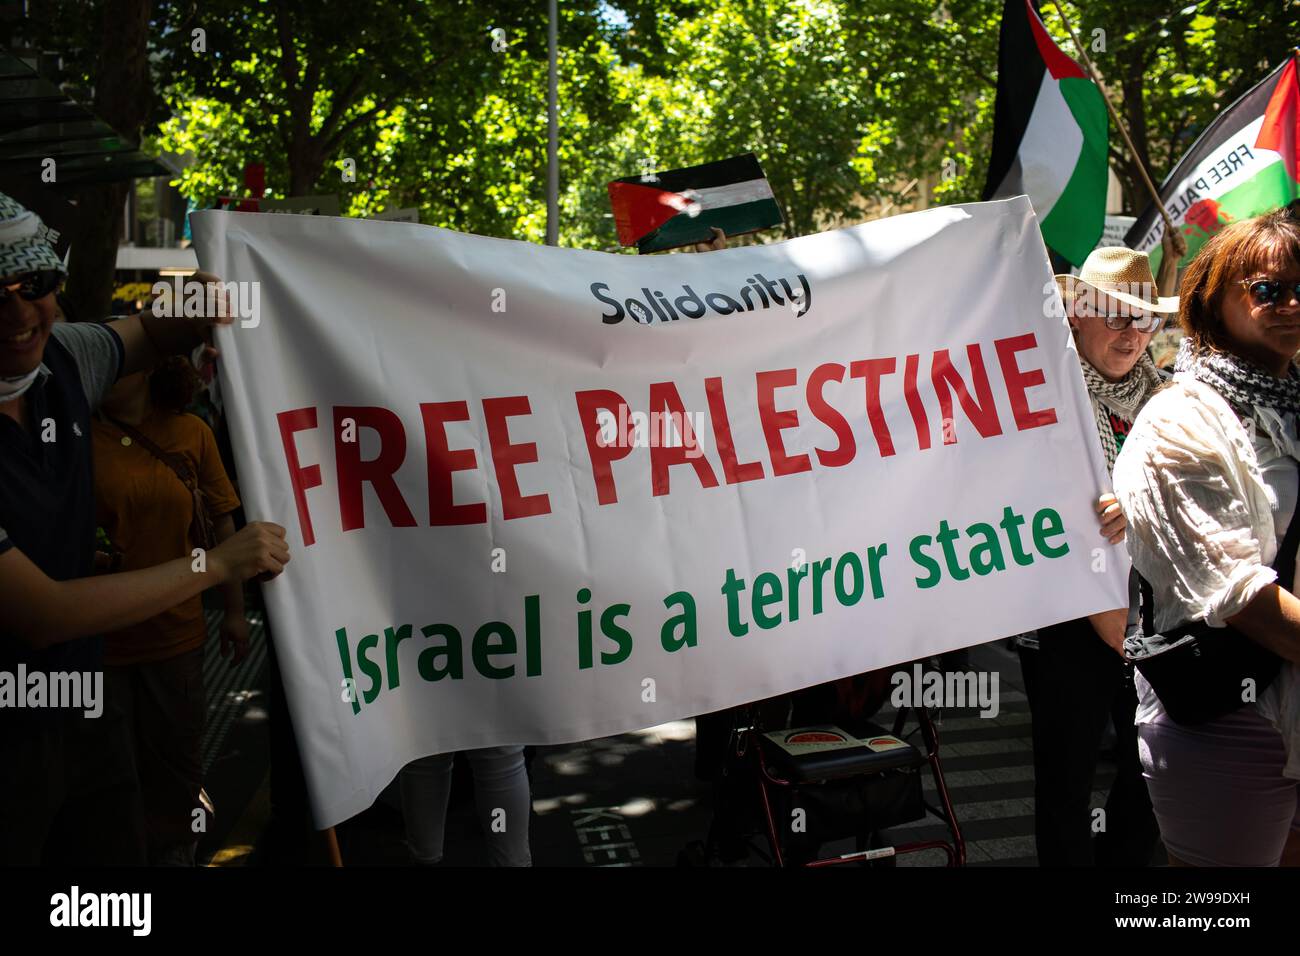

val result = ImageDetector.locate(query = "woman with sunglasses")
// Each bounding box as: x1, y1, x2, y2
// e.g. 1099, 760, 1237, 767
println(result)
1015, 243, 1178, 867
0, 192, 288, 864
1113, 202, 1300, 866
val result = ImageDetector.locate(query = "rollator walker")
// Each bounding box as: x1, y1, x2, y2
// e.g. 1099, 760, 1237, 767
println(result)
682, 666, 967, 867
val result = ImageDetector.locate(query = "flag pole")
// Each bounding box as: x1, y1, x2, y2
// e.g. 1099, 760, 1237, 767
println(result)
1047, 0, 1175, 233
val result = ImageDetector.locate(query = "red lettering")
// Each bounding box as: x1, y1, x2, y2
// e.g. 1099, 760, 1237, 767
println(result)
995, 333, 1059, 430
575, 389, 633, 505
704, 376, 764, 484
648, 381, 719, 496
903, 354, 931, 451
805, 363, 855, 467
931, 344, 1003, 444
334, 406, 417, 532
483, 396, 551, 520
848, 357, 897, 457
756, 369, 812, 476
419, 401, 487, 526
277, 407, 322, 547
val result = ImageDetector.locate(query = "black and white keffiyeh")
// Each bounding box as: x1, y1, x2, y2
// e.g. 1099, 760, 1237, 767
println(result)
0, 192, 66, 403
0, 192, 64, 280
1080, 352, 1162, 474
1175, 337, 1300, 460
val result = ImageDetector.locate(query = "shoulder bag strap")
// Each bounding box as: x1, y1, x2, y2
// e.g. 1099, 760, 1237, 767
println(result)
105, 415, 216, 549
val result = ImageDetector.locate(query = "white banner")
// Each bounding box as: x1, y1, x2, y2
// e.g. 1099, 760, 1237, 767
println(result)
192, 196, 1127, 827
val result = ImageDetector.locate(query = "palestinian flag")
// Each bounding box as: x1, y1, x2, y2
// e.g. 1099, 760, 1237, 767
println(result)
608, 153, 784, 253
983, 0, 1109, 266
1126, 54, 1300, 272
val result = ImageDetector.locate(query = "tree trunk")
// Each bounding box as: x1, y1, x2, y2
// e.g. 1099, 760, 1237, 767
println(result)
1116, 68, 1152, 216
64, 0, 154, 324
65, 183, 129, 323
287, 141, 326, 197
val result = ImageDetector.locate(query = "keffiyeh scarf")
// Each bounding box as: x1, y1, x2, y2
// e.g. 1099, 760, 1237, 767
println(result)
1080, 352, 1162, 474
1175, 337, 1300, 461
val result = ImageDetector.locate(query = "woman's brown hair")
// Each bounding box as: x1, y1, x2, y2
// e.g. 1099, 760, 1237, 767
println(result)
149, 355, 204, 414
1178, 200, 1300, 354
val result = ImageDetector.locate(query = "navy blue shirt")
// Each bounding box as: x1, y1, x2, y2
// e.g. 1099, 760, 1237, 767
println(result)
0, 322, 123, 725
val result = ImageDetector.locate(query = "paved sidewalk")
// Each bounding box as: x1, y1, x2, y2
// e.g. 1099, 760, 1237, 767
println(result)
200, 622, 1140, 867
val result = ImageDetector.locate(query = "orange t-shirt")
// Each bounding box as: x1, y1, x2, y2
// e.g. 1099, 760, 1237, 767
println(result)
93, 410, 241, 666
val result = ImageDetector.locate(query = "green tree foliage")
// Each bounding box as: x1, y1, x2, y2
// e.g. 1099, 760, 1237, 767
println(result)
146, 0, 621, 235
590, 1, 999, 240
1042, 0, 1300, 216
17, 0, 1294, 255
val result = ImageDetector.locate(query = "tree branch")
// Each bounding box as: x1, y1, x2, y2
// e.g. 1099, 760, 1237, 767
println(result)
322, 94, 398, 154
318, 70, 368, 142
304, 56, 322, 103
273, 0, 301, 100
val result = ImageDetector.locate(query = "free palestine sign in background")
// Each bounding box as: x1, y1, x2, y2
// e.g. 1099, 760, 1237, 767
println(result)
192, 196, 1127, 827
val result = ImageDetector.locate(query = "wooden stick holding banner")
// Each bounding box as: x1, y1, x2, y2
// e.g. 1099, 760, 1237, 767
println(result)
1048, 0, 1175, 234
325, 826, 342, 866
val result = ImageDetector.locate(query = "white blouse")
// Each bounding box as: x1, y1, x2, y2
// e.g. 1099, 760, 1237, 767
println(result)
1112, 374, 1300, 756
1114, 376, 1296, 632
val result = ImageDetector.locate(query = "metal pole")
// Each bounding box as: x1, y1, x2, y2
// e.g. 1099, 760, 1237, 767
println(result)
546, 0, 559, 246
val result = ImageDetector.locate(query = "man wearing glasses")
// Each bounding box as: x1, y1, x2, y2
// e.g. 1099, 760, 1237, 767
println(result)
0, 192, 289, 864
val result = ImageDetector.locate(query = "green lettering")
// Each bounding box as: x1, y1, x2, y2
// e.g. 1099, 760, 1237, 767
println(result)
524, 594, 542, 676
965, 522, 1006, 575
384, 624, 414, 690
752, 572, 783, 629
936, 519, 970, 581
721, 567, 749, 637
910, 535, 942, 588
600, 604, 633, 665
336, 627, 360, 714
661, 591, 698, 652
867, 543, 888, 599
1000, 506, 1034, 566
357, 632, 383, 704
418, 623, 463, 681
812, 556, 833, 613
473, 622, 516, 679
786, 562, 808, 621
1033, 507, 1070, 558
834, 552, 865, 605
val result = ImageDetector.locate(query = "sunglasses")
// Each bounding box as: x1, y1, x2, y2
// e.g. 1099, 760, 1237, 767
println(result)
0, 269, 63, 305
1240, 276, 1300, 308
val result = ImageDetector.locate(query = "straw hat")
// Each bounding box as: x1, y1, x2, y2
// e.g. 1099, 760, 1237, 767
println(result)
1054, 246, 1179, 316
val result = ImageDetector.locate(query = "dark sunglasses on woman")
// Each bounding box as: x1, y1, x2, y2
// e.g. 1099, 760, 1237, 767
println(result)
1240, 276, 1300, 308
0, 269, 64, 304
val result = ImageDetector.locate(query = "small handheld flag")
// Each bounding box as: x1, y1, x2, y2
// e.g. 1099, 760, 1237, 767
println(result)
608, 153, 784, 253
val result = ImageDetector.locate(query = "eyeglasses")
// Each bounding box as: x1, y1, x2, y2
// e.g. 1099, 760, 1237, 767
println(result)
1240, 276, 1300, 308
1072, 300, 1161, 333
1100, 313, 1161, 333
0, 269, 63, 305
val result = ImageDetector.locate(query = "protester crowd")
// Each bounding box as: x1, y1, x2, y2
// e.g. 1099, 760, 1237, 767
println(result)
2, 186, 1299, 867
